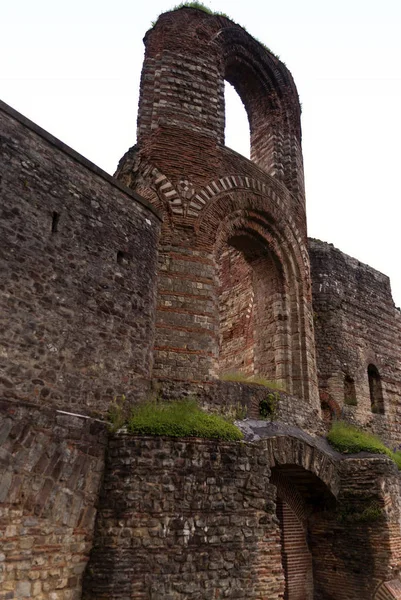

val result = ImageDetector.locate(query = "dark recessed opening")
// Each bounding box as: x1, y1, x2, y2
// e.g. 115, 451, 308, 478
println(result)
51, 211, 60, 233
368, 364, 384, 414
117, 250, 130, 266
344, 375, 357, 406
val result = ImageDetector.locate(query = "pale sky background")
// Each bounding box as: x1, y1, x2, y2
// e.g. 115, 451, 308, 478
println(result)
2, 0, 401, 305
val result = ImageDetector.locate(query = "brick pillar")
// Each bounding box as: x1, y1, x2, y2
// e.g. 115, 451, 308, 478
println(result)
116, 6, 319, 404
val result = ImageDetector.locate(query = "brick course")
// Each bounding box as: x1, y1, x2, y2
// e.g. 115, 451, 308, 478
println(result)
309, 239, 401, 445
0, 400, 108, 600
0, 101, 161, 415
116, 8, 319, 406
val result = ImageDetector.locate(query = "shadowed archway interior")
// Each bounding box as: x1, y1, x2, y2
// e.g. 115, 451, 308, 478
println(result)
217, 231, 288, 386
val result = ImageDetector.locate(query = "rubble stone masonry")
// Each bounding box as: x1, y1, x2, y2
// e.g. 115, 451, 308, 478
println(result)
309, 239, 401, 444
1, 6, 401, 600
0, 101, 161, 415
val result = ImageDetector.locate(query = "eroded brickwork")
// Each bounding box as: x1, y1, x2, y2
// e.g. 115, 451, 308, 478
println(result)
0, 400, 107, 600
2, 6, 401, 599
116, 7, 319, 407
0, 102, 161, 415
82, 431, 401, 600
309, 239, 401, 444
310, 456, 401, 600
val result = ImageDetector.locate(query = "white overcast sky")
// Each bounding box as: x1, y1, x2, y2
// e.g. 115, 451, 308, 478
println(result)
2, 0, 401, 305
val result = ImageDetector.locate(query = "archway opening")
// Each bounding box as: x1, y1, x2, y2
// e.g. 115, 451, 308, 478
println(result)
224, 81, 250, 158
217, 231, 288, 387
272, 465, 337, 600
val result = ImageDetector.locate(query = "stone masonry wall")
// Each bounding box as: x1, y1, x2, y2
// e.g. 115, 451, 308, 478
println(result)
82, 428, 401, 600
310, 455, 401, 600
309, 239, 401, 444
83, 435, 285, 600
0, 101, 161, 415
155, 378, 322, 435
0, 399, 108, 600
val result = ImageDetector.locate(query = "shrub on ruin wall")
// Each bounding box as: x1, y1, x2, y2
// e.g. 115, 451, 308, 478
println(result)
127, 399, 243, 441
327, 421, 401, 469
220, 372, 285, 390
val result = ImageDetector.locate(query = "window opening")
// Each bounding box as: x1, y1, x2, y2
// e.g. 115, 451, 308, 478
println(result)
368, 364, 384, 414
344, 375, 357, 406
51, 211, 60, 233
224, 81, 250, 158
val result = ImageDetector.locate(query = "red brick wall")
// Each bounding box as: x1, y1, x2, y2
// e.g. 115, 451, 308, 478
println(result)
117, 7, 319, 406
218, 244, 255, 375
277, 499, 313, 600
0, 400, 107, 600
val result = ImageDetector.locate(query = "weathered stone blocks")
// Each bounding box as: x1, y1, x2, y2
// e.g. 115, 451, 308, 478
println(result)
0, 100, 161, 415
0, 400, 108, 599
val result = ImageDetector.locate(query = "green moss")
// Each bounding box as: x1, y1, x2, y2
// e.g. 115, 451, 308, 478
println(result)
327, 421, 390, 455
127, 398, 243, 441
220, 371, 285, 390
337, 501, 384, 523
327, 421, 401, 469
259, 392, 279, 421
392, 451, 401, 469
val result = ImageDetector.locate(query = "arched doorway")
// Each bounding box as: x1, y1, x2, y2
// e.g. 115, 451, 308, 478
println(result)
209, 200, 312, 399
217, 230, 288, 386
271, 464, 337, 600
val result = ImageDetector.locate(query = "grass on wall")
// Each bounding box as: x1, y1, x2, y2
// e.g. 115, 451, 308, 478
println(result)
150, 2, 279, 57
220, 371, 285, 390
126, 398, 243, 441
327, 421, 401, 469
151, 2, 230, 26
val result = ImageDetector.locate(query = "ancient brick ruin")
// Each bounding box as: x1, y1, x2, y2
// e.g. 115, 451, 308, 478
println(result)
1, 6, 401, 600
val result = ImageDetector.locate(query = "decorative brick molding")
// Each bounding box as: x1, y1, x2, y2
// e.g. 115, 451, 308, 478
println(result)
375, 580, 401, 600
117, 7, 319, 404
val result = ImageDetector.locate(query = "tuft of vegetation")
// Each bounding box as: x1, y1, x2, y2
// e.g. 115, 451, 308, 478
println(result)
151, 2, 223, 27
337, 501, 384, 523
172, 1, 211, 14
327, 421, 401, 469
344, 397, 358, 406
220, 371, 285, 390
327, 421, 391, 455
259, 392, 279, 421
150, 3, 279, 58
127, 398, 243, 441
108, 394, 127, 432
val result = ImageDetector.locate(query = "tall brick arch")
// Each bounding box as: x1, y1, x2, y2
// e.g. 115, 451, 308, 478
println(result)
197, 188, 313, 398
117, 6, 319, 404
260, 435, 340, 600
135, 7, 304, 198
